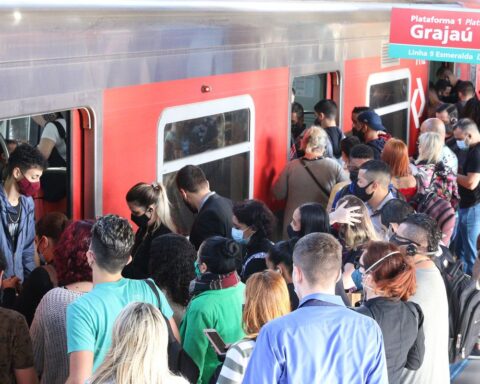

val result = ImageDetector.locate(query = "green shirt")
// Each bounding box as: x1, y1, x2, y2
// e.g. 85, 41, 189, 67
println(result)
66, 278, 173, 371
180, 284, 245, 384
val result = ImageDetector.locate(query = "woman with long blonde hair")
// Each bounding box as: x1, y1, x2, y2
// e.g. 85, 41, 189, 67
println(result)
89, 302, 188, 384
123, 182, 178, 279
216, 270, 290, 384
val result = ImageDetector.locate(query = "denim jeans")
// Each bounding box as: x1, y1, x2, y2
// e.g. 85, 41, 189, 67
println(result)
455, 203, 480, 275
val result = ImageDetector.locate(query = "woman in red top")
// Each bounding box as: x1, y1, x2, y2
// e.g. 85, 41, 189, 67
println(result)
381, 139, 417, 201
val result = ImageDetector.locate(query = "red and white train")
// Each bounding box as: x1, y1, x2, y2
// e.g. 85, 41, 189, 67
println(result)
0, 0, 478, 229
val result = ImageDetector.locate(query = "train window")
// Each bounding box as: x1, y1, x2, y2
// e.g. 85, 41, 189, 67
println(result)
157, 95, 254, 234
0, 111, 71, 217
366, 69, 411, 143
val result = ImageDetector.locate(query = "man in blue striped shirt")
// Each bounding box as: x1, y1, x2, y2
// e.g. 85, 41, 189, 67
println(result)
243, 233, 388, 384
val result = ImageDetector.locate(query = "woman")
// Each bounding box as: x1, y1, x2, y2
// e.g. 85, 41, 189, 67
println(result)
30, 220, 94, 384
336, 195, 379, 290
180, 237, 245, 384
416, 132, 459, 209
123, 182, 177, 279
355, 241, 425, 384
216, 271, 290, 384
89, 302, 188, 384
273, 126, 348, 237
286, 202, 350, 305
266, 239, 299, 310
232, 199, 276, 281
381, 138, 417, 201
149, 233, 196, 325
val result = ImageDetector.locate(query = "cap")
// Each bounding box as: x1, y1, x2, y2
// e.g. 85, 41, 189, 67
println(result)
357, 110, 386, 131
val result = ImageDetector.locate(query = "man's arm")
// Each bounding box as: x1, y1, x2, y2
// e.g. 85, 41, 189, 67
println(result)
65, 351, 93, 384
37, 138, 55, 160
169, 317, 180, 343
457, 172, 480, 190
15, 367, 39, 384
243, 326, 282, 383
366, 325, 389, 384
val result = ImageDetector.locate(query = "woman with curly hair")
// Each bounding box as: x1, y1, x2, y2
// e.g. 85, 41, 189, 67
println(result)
149, 233, 196, 324
232, 199, 276, 281
355, 241, 425, 384
30, 220, 94, 384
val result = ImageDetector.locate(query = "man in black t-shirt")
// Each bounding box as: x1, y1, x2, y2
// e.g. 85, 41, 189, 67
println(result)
313, 99, 344, 161
453, 118, 480, 275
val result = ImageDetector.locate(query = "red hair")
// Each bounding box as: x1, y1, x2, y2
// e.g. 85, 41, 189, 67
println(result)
54, 220, 94, 286
363, 241, 416, 301
381, 138, 410, 177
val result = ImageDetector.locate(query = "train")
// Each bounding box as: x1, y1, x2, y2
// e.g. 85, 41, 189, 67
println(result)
0, 0, 478, 232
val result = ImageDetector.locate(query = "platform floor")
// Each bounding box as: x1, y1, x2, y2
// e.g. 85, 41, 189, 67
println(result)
452, 358, 480, 383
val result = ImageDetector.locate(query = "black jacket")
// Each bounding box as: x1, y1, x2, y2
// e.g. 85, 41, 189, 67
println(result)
122, 224, 171, 279
190, 193, 233, 250
241, 235, 273, 282
356, 297, 425, 384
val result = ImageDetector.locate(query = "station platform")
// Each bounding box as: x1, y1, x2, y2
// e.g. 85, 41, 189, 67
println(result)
452, 358, 480, 383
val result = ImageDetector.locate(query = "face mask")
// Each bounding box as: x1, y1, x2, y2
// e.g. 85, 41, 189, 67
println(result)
231, 227, 249, 245
353, 181, 374, 202
352, 128, 365, 142
194, 260, 202, 278
349, 169, 359, 183
456, 140, 468, 150
17, 176, 40, 197
131, 213, 150, 228
287, 223, 301, 239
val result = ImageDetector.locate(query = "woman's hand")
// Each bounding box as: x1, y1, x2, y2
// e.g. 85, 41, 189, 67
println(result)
329, 201, 362, 226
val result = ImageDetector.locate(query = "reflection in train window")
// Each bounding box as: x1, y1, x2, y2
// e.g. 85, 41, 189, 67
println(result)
366, 69, 411, 143
157, 95, 255, 235
0, 111, 71, 218
163, 109, 249, 161
369, 79, 408, 109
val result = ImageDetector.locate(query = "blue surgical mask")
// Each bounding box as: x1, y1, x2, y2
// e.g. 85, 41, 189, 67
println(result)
231, 227, 249, 244
194, 260, 202, 278
456, 140, 468, 150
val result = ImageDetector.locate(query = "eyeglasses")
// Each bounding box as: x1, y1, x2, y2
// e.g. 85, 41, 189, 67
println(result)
390, 233, 421, 247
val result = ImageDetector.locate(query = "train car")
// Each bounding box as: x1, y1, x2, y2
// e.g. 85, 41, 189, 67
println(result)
0, 0, 472, 230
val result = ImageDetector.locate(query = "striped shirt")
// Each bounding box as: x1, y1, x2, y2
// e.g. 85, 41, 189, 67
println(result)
216, 338, 256, 384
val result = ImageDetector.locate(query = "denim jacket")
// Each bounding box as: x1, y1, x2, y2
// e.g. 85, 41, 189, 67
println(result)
0, 185, 35, 282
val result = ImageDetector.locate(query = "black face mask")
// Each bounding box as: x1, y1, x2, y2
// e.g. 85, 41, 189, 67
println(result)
349, 169, 359, 184
131, 213, 150, 228
352, 128, 365, 143
353, 181, 374, 202
287, 224, 301, 239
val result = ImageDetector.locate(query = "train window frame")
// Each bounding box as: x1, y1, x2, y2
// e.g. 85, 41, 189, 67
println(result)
366, 69, 411, 143
157, 95, 255, 197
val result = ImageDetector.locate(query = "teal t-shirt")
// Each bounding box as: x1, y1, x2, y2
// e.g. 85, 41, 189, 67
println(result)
66, 278, 173, 371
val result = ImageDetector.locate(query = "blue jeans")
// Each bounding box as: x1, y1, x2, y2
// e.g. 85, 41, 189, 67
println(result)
455, 203, 480, 275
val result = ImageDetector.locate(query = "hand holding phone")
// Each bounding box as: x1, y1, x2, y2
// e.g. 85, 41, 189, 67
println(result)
203, 329, 229, 360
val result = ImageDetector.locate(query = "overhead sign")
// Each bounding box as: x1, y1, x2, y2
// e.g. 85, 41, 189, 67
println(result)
389, 7, 480, 64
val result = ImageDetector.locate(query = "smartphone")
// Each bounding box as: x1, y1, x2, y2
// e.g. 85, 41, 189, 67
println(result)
203, 329, 228, 357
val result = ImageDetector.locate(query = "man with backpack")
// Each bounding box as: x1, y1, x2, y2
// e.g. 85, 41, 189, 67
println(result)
391, 214, 450, 384
454, 118, 480, 275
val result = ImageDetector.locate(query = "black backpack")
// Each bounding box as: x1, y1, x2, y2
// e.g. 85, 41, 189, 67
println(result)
144, 279, 199, 383
440, 261, 480, 363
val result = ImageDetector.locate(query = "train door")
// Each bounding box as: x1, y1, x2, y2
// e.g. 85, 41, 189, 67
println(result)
0, 108, 93, 220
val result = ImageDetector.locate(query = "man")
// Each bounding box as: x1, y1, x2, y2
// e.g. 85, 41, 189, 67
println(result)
66, 215, 176, 384
0, 144, 47, 290
354, 110, 389, 160
176, 165, 233, 249
313, 99, 344, 160
420, 118, 458, 174
457, 80, 476, 117
243, 233, 388, 383
379, 198, 414, 237
331, 144, 374, 209
348, 160, 394, 239
290, 102, 306, 159
436, 103, 458, 143
351, 106, 371, 133
0, 139, 17, 179
453, 118, 480, 275
435, 79, 453, 102
0, 251, 38, 384
436, 66, 462, 103
391, 214, 450, 384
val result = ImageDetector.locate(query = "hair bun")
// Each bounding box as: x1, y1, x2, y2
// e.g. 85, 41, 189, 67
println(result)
151, 182, 161, 192
224, 239, 239, 258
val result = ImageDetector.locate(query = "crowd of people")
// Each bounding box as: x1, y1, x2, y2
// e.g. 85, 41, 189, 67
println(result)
1, 66, 480, 384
